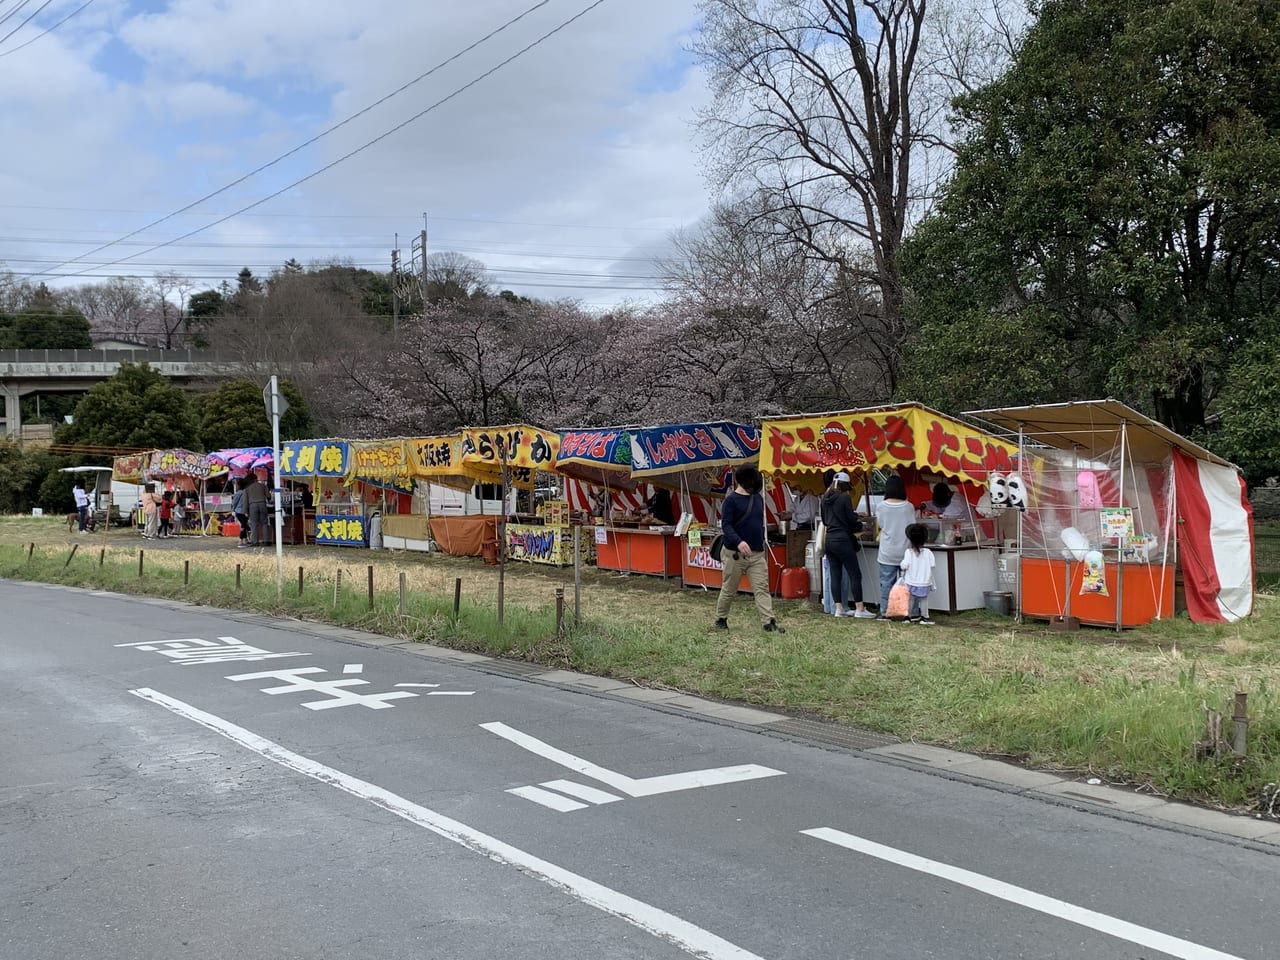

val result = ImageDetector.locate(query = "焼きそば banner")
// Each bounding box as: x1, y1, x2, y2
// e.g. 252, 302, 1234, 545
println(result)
556, 429, 631, 472
462, 426, 559, 472
761, 407, 1015, 487
279, 440, 350, 478
628, 422, 759, 478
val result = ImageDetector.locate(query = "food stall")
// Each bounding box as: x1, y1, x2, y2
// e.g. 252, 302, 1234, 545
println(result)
394, 435, 499, 555
348, 439, 414, 546
460, 424, 568, 565
114, 449, 212, 535
965, 400, 1254, 627
555, 426, 683, 577
203, 447, 273, 536
760, 404, 1018, 613
278, 439, 362, 546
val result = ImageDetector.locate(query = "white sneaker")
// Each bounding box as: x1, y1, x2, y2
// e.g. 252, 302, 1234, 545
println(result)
853, 609, 877, 618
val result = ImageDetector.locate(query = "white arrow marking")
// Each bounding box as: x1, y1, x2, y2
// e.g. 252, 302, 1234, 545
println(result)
481, 721, 784, 797
803, 828, 1246, 960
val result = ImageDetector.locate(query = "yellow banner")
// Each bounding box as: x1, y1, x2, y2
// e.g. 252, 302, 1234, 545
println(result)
462, 425, 559, 471
760, 407, 1016, 487
349, 440, 409, 481
405, 435, 496, 490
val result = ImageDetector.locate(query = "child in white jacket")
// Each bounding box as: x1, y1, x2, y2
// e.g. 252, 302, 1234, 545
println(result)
899, 523, 937, 625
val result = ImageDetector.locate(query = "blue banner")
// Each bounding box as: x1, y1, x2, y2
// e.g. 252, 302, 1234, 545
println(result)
314, 514, 366, 546
557, 429, 632, 471
629, 422, 760, 477
280, 440, 349, 477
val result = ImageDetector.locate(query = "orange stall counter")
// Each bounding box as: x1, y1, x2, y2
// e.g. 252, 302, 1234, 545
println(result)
595, 527, 683, 578
1020, 557, 1175, 627
681, 540, 785, 594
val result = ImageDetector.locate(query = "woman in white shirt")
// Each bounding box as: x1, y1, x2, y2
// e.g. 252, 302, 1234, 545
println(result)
874, 474, 915, 619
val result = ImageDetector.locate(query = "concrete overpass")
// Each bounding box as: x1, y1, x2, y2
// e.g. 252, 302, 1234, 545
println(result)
1, 347, 244, 438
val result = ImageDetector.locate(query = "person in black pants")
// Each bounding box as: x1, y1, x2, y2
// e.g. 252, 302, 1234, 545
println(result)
821, 471, 876, 618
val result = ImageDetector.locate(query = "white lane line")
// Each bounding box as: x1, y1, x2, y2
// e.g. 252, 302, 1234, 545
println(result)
395, 682, 441, 688
803, 827, 1247, 960
481, 721, 784, 797
425, 691, 475, 697
541, 780, 624, 805
508, 785, 589, 813
343, 664, 364, 674
129, 688, 767, 960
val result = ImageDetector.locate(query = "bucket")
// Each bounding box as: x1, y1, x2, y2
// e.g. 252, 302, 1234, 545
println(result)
984, 590, 1014, 616
780, 566, 809, 600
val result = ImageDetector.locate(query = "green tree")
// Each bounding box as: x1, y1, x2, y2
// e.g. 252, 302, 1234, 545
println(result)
901, 0, 1280, 434
193, 379, 314, 450
56, 362, 198, 454
0, 443, 63, 514
1, 283, 93, 349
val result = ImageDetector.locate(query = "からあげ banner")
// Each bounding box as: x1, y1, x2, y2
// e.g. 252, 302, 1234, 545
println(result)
279, 440, 350, 478
461, 425, 559, 488
761, 407, 1015, 488
628, 422, 760, 478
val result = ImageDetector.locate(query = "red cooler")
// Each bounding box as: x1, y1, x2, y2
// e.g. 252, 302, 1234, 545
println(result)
780, 567, 809, 599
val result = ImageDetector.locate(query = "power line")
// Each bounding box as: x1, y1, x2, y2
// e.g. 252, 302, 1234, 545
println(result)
0, 0, 54, 46
0, 0, 37, 29
27, 0, 554, 280
0, 0, 97, 58
44, 0, 613, 283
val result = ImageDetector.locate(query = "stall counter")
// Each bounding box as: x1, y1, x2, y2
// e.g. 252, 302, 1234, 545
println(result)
851, 541, 999, 614
595, 526, 682, 578
1020, 557, 1174, 627
682, 540, 786, 594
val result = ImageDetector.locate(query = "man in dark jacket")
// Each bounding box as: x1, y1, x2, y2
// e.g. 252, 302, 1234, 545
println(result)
714, 464, 784, 633
242, 474, 270, 547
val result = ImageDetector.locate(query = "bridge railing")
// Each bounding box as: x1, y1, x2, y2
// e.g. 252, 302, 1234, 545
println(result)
0, 348, 238, 364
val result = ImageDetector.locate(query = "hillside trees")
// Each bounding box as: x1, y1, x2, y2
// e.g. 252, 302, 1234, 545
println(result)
55, 362, 197, 454
193, 378, 313, 450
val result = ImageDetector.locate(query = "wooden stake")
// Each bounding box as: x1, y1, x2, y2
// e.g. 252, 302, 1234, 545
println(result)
183, 560, 190, 585
27, 542, 34, 561
138, 550, 144, 578
399, 572, 406, 615
334, 568, 342, 606
98, 547, 105, 567
573, 525, 582, 626
298, 566, 304, 596
453, 577, 462, 620
235, 563, 242, 591
367, 565, 374, 610
64, 544, 78, 568
555, 587, 564, 635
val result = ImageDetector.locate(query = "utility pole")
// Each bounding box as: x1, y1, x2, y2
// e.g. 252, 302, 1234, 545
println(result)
391, 234, 400, 337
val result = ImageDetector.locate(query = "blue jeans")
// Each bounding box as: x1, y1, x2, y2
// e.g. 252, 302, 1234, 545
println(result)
878, 563, 898, 616
77, 505, 88, 531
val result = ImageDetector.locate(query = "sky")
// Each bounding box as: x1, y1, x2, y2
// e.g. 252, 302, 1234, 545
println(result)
0, 0, 712, 309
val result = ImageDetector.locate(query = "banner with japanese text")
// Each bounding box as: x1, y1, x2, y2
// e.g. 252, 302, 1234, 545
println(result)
349, 440, 410, 482
279, 440, 350, 478
405, 435, 496, 490
556, 428, 631, 473
313, 513, 366, 546
629, 422, 760, 478
148, 448, 210, 479
760, 406, 1016, 488
112, 453, 148, 483
461, 425, 558, 488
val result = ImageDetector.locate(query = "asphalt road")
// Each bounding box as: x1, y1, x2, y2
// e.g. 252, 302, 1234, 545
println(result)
2, 578, 1276, 960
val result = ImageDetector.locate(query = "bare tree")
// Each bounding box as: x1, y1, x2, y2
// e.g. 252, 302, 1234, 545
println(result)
64, 276, 150, 342
694, 0, 943, 393
151, 272, 196, 348
424, 251, 490, 303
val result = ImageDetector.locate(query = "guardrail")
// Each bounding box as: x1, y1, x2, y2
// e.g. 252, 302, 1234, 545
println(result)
0, 348, 236, 363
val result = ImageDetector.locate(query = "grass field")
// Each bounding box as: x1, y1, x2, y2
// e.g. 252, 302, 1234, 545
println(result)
3, 514, 1278, 816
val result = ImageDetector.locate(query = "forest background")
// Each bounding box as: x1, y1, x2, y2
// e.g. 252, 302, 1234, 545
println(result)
4, 0, 1280, 514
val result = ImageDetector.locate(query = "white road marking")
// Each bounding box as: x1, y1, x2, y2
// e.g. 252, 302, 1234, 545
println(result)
129, 688, 767, 960
343, 663, 364, 674
395, 682, 441, 688
540, 779, 623, 804
803, 827, 1247, 960
508, 785, 590, 812
226, 667, 417, 710
425, 691, 474, 696
481, 721, 784, 798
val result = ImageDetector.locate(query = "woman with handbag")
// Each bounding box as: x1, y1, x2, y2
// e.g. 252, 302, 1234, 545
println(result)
820, 472, 875, 618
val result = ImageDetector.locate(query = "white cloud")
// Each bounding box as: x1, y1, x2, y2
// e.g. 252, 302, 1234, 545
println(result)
0, 0, 712, 306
